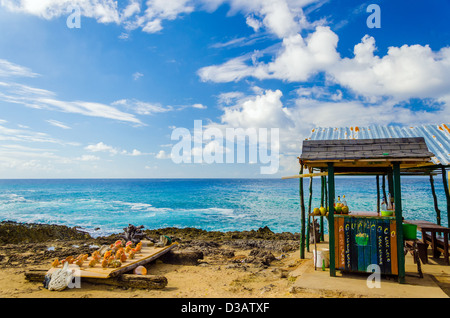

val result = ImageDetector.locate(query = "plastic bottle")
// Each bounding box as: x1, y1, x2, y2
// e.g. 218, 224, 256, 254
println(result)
341, 195, 347, 207
387, 193, 393, 210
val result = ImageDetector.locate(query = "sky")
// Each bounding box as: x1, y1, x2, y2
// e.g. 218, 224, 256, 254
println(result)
0, 0, 449, 178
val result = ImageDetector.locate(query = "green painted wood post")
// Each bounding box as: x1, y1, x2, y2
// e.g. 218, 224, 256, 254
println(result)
320, 175, 325, 242
376, 175, 380, 213
299, 162, 306, 259
327, 163, 336, 277
382, 174, 387, 204
306, 171, 313, 252
393, 163, 405, 284
442, 167, 450, 228
429, 174, 441, 226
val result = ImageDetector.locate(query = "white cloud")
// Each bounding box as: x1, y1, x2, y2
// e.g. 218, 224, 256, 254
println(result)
78, 154, 100, 161
0, 123, 77, 145
46, 119, 71, 129
246, 14, 262, 32
199, 26, 339, 83
1, 0, 121, 22
85, 142, 118, 155
155, 150, 171, 159
210, 37, 248, 49
223, 0, 319, 38
200, 25, 450, 107
206, 86, 450, 176
113, 98, 173, 115
328, 35, 450, 101
217, 91, 245, 105
123, 0, 141, 18
0, 75, 143, 125
220, 89, 293, 129
85, 142, 148, 158
132, 72, 144, 80
118, 32, 130, 40
129, 149, 142, 156
192, 103, 207, 109
198, 55, 256, 83
0, 59, 39, 78
0, 0, 321, 36
144, 0, 194, 21
38, 98, 143, 125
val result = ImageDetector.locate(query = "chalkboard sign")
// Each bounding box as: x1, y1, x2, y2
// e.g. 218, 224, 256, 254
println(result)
334, 216, 398, 275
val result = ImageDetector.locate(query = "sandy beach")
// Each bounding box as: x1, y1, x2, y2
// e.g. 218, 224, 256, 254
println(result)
0, 221, 325, 298
1, 221, 449, 300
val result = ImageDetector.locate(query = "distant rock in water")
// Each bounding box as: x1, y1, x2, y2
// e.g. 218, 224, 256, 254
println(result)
0, 221, 92, 244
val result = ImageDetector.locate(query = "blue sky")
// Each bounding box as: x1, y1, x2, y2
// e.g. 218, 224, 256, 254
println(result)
0, 0, 449, 178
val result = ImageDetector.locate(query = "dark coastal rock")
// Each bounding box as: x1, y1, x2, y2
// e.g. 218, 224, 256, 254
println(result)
248, 249, 276, 265
224, 239, 298, 253
160, 249, 204, 265
0, 221, 91, 244
0, 221, 300, 270
143, 226, 299, 242
229, 249, 276, 267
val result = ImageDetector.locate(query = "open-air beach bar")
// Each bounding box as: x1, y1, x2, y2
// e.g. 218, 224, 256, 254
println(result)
291, 124, 450, 284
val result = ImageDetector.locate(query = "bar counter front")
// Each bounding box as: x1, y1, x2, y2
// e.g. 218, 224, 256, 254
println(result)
333, 212, 398, 275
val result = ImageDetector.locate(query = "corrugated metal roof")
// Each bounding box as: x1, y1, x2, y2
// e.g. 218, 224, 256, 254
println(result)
306, 123, 450, 166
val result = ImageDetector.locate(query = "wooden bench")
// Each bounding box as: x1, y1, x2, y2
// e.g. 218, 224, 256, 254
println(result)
423, 233, 449, 261
404, 220, 449, 265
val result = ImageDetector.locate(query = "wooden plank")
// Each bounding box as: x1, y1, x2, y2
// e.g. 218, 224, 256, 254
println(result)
363, 219, 371, 271
334, 217, 339, 269
390, 219, 398, 275
46, 242, 177, 279
357, 219, 365, 272
383, 219, 392, 275
376, 221, 385, 273
282, 172, 350, 179
25, 269, 168, 290
344, 217, 351, 271
350, 218, 358, 272
337, 217, 345, 269
282, 172, 327, 179
370, 219, 378, 267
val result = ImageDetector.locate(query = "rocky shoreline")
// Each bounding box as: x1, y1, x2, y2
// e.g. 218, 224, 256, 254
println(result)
0, 221, 301, 269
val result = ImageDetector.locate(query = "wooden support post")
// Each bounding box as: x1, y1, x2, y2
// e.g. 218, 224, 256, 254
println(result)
328, 163, 336, 277
376, 175, 380, 213
324, 175, 328, 210
393, 162, 405, 284
382, 174, 387, 204
306, 169, 313, 251
299, 161, 306, 259
442, 167, 450, 228
429, 174, 441, 226
320, 174, 325, 242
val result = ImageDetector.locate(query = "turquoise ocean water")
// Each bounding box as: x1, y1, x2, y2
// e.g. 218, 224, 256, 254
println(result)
0, 178, 447, 237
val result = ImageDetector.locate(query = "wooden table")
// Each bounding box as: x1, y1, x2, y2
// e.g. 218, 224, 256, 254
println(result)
46, 242, 178, 279
403, 220, 449, 265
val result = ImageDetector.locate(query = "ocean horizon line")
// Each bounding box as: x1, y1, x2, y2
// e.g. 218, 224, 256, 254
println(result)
0, 175, 433, 181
